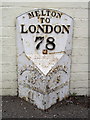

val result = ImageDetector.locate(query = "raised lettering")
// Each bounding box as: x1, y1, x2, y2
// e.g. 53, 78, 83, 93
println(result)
20, 24, 28, 33
62, 25, 70, 34
29, 25, 36, 33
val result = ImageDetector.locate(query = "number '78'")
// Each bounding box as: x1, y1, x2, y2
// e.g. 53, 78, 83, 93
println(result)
35, 36, 56, 50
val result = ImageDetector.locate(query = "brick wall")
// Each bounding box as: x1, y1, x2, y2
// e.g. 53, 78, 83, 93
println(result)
0, 2, 88, 96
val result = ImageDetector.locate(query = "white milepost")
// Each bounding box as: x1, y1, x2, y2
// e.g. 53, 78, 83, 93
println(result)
16, 9, 73, 110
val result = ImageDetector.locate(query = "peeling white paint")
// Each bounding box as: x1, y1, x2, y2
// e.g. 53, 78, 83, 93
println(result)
16, 8, 73, 110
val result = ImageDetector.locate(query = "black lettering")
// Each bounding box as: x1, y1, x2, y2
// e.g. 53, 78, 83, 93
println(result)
46, 10, 50, 16
29, 25, 36, 33
28, 12, 35, 19
40, 18, 44, 23
35, 36, 44, 49
46, 37, 55, 50
41, 10, 46, 16
56, 12, 62, 18
20, 24, 28, 33
45, 18, 50, 23
54, 25, 61, 33
36, 25, 44, 33
45, 25, 53, 34
51, 11, 56, 17
62, 25, 70, 34
35, 11, 39, 17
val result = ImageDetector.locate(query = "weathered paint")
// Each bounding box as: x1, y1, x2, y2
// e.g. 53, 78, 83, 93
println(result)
16, 8, 73, 110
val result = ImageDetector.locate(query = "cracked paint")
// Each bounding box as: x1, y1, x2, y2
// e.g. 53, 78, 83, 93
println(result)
16, 8, 73, 110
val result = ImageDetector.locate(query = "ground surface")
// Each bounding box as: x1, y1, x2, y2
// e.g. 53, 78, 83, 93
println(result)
1, 96, 90, 119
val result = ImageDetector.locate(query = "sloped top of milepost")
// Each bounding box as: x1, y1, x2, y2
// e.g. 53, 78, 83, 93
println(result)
16, 8, 73, 20
16, 8, 73, 75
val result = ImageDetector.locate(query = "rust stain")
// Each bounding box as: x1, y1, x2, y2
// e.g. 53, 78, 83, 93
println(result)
61, 13, 64, 16
49, 51, 66, 54
42, 49, 48, 54
25, 54, 31, 60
